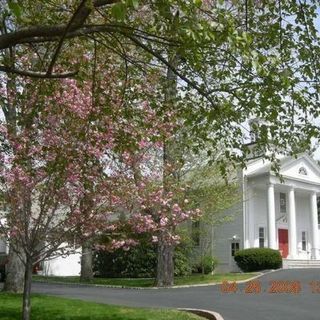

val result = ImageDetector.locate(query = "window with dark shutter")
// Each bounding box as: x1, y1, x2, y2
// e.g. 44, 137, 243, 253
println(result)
259, 227, 265, 248
317, 197, 320, 225
192, 221, 200, 246
231, 242, 240, 256
302, 231, 307, 251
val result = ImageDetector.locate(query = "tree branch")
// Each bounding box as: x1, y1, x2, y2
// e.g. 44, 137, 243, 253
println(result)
126, 34, 218, 109
0, 65, 78, 78
0, 0, 120, 50
0, 25, 122, 49
47, 0, 89, 75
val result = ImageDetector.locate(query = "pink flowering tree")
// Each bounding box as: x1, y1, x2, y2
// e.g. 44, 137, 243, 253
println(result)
0, 58, 200, 317
0, 72, 142, 320
95, 93, 201, 286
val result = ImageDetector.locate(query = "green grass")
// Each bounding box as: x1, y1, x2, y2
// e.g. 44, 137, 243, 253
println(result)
0, 293, 202, 320
33, 272, 257, 287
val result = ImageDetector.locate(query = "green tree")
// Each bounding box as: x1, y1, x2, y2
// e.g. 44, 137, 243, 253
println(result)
185, 161, 240, 273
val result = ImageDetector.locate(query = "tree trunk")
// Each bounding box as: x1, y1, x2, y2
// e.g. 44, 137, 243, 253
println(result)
155, 49, 180, 287
155, 234, 174, 287
80, 241, 93, 282
3, 245, 25, 293
22, 257, 33, 320
3, 54, 23, 293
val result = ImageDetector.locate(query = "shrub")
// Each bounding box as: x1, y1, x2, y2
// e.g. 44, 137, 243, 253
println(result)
174, 246, 192, 276
94, 241, 157, 278
234, 248, 282, 272
201, 256, 218, 274
94, 239, 192, 278
192, 255, 218, 274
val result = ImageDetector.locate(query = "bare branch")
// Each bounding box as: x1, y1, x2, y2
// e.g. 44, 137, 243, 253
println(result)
47, 0, 88, 75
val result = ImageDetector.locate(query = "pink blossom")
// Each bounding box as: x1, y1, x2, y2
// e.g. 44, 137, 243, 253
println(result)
138, 139, 149, 149
160, 217, 169, 227
0, 125, 7, 135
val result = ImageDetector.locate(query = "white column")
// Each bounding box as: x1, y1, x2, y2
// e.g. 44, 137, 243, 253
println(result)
248, 187, 255, 248
288, 187, 297, 258
310, 192, 319, 260
267, 183, 277, 249
243, 178, 250, 249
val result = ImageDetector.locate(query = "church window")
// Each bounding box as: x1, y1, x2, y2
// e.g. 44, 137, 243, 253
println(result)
298, 167, 307, 175
280, 193, 287, 213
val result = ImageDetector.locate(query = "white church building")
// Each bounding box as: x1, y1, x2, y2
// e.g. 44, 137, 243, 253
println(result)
213, 153, 320, 272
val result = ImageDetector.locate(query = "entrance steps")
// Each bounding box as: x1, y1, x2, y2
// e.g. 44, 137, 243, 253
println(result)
283, 259, 320, 269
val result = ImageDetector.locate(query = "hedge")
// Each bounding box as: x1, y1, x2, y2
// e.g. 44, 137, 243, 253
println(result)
94, 240, 192, 278
234, 248, 282, 272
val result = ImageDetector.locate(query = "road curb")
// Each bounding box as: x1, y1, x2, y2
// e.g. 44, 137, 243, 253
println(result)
32, 273, 263, 290
179, 308, 224, 320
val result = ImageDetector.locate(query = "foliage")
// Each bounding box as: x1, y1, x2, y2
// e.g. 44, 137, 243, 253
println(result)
192, 255, 218, 275
94, 240, 157, 278
1, 1, 320, 169
0, 293, 202, 320
173, 241, 192, 277
234, 248, 282, 272
185, 164, 239, 222
94, 237, 192, 278
184, 162, 239, 273
201, 256, 218, 275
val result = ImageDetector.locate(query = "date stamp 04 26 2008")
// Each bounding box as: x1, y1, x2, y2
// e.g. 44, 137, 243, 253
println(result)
220, 280, 320, 294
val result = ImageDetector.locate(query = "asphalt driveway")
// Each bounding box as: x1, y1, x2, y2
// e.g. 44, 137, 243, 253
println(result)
3, 269, 320, 320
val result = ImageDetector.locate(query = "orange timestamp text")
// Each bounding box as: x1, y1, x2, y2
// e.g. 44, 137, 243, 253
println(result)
220, 280, 303, 294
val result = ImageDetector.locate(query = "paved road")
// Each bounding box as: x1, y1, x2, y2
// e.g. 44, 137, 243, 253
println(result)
4, 269, 320, 320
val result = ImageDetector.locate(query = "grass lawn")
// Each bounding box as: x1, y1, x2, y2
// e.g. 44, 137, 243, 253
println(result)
33, 272, 258, 287
0, 293, 202, 320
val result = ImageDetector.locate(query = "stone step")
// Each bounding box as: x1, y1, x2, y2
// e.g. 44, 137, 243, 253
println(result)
283, 259, 320, 269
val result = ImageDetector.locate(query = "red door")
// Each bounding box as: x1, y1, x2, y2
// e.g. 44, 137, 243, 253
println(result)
278, 229, 288, 258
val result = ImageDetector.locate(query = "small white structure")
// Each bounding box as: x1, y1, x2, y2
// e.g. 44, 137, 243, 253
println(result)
40, 250, 81, 276
0, 224, 82, 277
212, 153, 320, 272
0, 239, 81, 276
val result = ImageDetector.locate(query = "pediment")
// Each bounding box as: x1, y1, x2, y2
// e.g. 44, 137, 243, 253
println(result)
280, 155, 320, 184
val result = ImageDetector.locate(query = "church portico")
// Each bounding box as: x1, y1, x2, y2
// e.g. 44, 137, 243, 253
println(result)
265, 183, 320, 261
244, 155, 320, 267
